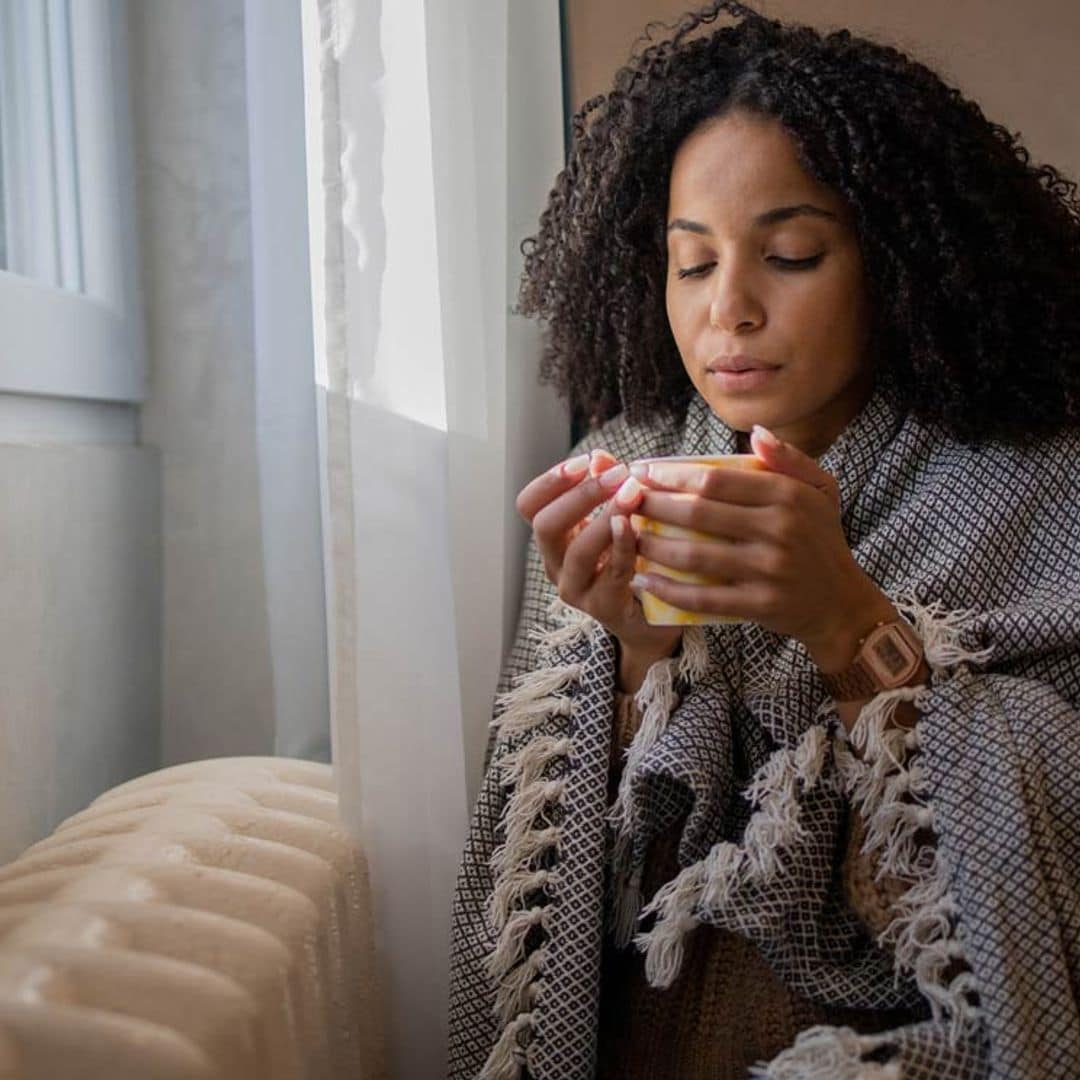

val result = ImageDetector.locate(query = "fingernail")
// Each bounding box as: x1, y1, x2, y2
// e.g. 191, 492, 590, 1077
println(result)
562, 453, 590, 478
611, 516, 625, 540
598, 463, 629, 490
629, 463, 649, 481
630, 573, 651, 591
615, 475, 642, 505
647, 463, 677, 486
751, 424, 780, 449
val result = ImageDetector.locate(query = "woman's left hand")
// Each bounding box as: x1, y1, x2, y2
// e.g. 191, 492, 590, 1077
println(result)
629, 425, 888, 659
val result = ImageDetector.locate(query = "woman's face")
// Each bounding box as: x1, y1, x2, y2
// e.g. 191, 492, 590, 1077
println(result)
664, 110, 876, 459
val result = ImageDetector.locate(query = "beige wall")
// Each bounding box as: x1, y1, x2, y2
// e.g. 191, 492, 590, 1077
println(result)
565, 0, 1080, 183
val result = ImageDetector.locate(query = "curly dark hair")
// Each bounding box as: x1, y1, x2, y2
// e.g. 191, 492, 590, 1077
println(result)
516, 0, 1080, 448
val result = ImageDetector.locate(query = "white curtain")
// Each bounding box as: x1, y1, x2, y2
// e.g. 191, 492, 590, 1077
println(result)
300, 2, 568, 1076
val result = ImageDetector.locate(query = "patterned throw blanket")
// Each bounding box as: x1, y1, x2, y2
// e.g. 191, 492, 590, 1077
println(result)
447, 377, 1080, 1080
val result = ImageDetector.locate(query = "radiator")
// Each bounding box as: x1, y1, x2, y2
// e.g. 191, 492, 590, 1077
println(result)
0, 757, 386, 1080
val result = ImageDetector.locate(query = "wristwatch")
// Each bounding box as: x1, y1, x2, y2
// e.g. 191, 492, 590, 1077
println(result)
819, 616, 926, 701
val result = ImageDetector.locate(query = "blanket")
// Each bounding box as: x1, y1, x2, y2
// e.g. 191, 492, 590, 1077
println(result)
447, 375, 1080, 1079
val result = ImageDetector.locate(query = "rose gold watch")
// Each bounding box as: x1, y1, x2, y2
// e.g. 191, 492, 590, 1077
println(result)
819, 617, 926, 701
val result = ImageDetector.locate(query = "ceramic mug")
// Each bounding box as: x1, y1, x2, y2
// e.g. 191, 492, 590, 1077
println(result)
629, 453, 766, 626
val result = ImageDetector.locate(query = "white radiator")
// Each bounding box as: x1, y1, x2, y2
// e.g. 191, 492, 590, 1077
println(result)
0, 757, 387, 1080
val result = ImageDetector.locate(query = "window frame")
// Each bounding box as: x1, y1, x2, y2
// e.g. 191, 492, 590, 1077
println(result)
0, 0, 145, 416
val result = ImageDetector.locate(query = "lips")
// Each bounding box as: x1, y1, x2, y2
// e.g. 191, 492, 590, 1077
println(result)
707, 355, 778, 373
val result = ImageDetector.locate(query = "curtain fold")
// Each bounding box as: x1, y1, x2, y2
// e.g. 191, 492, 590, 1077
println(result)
300, 1, 567, 1074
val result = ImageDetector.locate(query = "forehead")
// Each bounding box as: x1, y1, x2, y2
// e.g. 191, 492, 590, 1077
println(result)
667, 112, 845, 226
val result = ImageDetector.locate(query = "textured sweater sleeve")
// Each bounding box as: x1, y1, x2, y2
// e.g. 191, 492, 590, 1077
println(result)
842, 806, 915, 939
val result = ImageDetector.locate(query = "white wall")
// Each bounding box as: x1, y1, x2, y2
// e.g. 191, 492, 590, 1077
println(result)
0, 445, 160, 863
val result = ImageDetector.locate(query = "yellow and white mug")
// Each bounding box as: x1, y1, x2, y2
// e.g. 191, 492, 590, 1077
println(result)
630, 453, 766, 626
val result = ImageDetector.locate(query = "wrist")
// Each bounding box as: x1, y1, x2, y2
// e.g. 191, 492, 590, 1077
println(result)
617, 634, 682, 695
803, 581, 899, 675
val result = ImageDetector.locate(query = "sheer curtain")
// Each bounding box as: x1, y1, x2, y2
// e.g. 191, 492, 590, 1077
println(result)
300, 1, 567, 1075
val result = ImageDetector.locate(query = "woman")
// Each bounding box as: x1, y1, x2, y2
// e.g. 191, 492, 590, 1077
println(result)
448, 3, 1080, 1078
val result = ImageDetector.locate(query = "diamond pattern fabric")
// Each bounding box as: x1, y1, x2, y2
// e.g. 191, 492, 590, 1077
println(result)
448, 377, 1080, 1079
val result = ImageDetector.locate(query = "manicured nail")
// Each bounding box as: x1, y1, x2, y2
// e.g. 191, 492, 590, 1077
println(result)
614, 475, 642, 505
751, 424, 781, 449
611, 516, 626, 540
647, 463, 678, 487
561, 453, 590, 478
598, 463, 629, 490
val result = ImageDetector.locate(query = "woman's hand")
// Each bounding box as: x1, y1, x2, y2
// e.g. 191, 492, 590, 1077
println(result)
628, 426, 888, 660
515, 448, 684, 670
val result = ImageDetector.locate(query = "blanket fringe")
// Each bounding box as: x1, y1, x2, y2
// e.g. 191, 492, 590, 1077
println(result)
606, 626, 709, 946
482, 603, 593, 1078
477, 1011, 534, 1080
490, 663, 582, 738
496, 734, 573, 790
634, 722, 831, 987
892, 592, 996, 675
749, 1024, 901, 1079
485, 867, 552, 933
829, 594, 990, 1042
528, 596, 606, 657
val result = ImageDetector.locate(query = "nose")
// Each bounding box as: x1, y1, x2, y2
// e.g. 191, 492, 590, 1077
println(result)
708, 264, 765, 333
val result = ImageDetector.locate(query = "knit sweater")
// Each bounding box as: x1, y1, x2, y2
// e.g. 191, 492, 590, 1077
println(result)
594, 692, 924, 1079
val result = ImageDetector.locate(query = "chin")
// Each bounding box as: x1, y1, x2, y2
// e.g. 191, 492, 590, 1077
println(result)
702, 395, 777, 433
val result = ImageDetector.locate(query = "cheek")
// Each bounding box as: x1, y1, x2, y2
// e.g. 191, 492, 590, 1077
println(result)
793, 267, 868, 355
665, 281, 692, 343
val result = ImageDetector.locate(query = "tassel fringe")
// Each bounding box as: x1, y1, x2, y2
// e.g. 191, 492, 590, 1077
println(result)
892, 592, 996, 675
477, 1012, 535, 1080
605, 627, 709, 945
749, 1024, 902, 1079
482, 605, 592, 1078
634, 722, 831, 987
828, 593, 990, 1042
490, 663, 582, 739
528, 596, 606, 657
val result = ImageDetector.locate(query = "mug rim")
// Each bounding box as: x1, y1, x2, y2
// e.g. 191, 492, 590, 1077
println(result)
631, 452, 761, 465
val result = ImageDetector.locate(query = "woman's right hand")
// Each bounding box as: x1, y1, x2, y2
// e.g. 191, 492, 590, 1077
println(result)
515, 448, 684, 668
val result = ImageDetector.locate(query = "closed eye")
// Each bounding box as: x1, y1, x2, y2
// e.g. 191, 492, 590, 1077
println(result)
675, 254, 825, 279
675, 262, 715, 280
769, 254, 825, 271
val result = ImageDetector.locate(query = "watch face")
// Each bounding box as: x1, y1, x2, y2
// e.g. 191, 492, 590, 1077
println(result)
866, 623, 921, 684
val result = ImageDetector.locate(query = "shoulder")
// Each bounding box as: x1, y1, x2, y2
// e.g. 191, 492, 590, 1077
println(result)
568, 409, 683, 465
936, 424, 1080, 487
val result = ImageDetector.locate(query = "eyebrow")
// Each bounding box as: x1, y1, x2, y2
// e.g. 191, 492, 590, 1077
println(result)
666, 204, 839, 235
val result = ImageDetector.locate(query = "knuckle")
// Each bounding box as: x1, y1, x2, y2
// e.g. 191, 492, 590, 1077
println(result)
683, 544, 709, 574
684, 495, 708, 529
771, 505, 797, 543
756, 584, 781, 616
760, 547, 787, 578
694, 470, 717, 496
532, 506, 558, 541
777, 480, 802, 508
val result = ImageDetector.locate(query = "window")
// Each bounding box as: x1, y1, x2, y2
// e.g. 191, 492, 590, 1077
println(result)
0, 0, 143, 443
